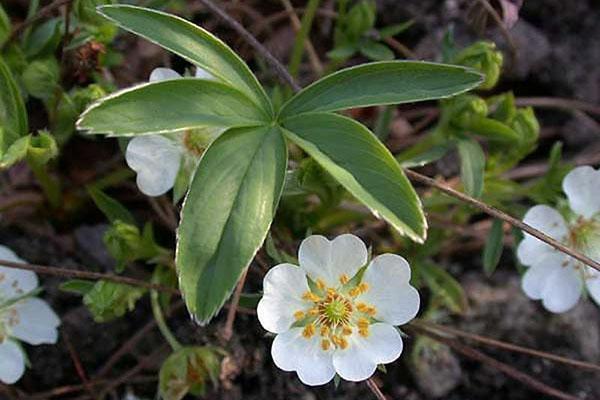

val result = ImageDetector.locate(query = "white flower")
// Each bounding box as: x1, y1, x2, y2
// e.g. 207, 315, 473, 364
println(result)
125, 67, 224, 197
518, 166, 600, 313
257, 234, 420, 386
0, 245, 60, 384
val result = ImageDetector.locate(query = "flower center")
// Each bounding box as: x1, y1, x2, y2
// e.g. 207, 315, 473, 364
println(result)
295, 277, 377, 351
566, 216, 600, 278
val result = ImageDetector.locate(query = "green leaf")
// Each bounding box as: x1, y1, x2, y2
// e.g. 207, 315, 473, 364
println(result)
159, 346, 221, 400
97, 5, 271, 114
282, 112, 426, 242
26, 131, 58, 167
83, 280, 146, 322
0, 57, 28, 148
77, 79, 268, 136
23, 18, 62, 58
457, 138, 485, 198
177, 126, 287, 323
420, 262, 468, 314
399, 145, 449, 168
0, 4, 10, 45
87, 186, 135, 225
59, 279, 95, 295
359, 41, 394, 61
0, 135, 30, 169
483, 219, 504, 276
327, 44, 356, 60
280, 61, 482, 117
463, 116, 519, 142
378, 20, 414, 38
22, 58, 60, 100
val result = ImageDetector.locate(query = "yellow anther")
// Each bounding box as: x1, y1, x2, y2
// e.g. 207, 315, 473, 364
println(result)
359, 327, 370, 338
342, 326, 353, 336
316, 279, 327, 290
339, 274, 349, 285
358, 282, 369, 294
308, 307, 319, 316
302, 291, 321, 302
294, 311, 305, 321
356, 302, 369, 312
321, 339, 331, 351
302, 324, 316, 339
339, 337, 349, 349
320, 326, 330, 337
366, 306, 377, 316
326, 288, 337, 297
358, 317, 370, 329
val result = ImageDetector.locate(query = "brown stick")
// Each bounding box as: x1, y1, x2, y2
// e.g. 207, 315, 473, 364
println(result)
516, 97, 600, 116
414, 320, 600, 373
366, 378, 387, 400
410, 326, 580, 400
404, 170, 600, 273
0, 258, 179, 294
221, 269, 249, 342
196, 0, 301, 92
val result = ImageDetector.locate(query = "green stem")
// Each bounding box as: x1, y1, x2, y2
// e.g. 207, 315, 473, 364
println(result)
151, 289, 182, 351
288, 0, 321, 79
29, 162, 61, 209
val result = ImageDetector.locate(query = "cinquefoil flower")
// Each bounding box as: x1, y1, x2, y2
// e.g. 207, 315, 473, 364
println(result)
125, 67, 223, 197
518, 166, 600, 313
0, 245, 60, 384
257, 234, 420, 385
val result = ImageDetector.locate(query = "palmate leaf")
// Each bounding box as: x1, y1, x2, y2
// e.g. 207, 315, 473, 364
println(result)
77, 79, 269, 136
176, 126, 287, 324
279, 61, 483, 117
282, 112, 427, 242
97, 5, 272, 114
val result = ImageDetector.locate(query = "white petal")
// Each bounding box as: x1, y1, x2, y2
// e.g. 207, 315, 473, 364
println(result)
8, 298, 60, 345
195, 67, 215, 80
562, 166, 600, 219
271, 328, 335, 386
517, 205, 567, 266
298, 234, 367, 287
521, 252, 564, 300
0, 245, 38, 301
257, 264, 310, 334
0, 340, 25, 384
332, 323, 403, 382
541, 264, 582, 313
149, 68, 181, 82
585, 268, 600, 307
358, 254, 420, 325
125, 136, 182, 197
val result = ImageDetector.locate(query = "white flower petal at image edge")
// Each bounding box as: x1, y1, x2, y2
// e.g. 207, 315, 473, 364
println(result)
0, 340, 25, 384
125, 136, 183, 197
258, 234, 420, 385
517, 166, 600, 313
0, 246, 37, 300
0, 245, 61, 384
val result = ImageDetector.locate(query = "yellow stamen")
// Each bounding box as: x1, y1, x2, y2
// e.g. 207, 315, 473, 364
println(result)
308, 307, 319, 316
359, 327, 369, 337
339, 274, 349, 284
302, 324, 315, 339
356, 302, 369, 312
366, 306, 377, 316
316, 279, 327, 290
339, 337, 349, 349
321, 339, 331, 351
342, 326, 353, 336
302, 291, 321, 302
358, 317, 370, 329
358, 282, 369, 294
320, 326, 330, 337
294, 311, 305, 321
349, 288, 360, 297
